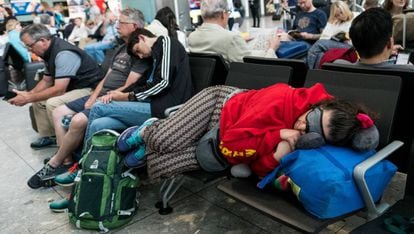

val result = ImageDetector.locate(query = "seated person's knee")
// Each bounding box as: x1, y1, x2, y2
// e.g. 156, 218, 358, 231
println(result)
69, 113, 88, 130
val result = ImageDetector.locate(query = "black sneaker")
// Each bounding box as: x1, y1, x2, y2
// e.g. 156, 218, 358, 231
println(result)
27, 164, 71, 189
30, 137, 57, 149
43, 157, 50, 165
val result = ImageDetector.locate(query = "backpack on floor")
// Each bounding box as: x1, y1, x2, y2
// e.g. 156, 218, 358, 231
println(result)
68, 129, 140, 232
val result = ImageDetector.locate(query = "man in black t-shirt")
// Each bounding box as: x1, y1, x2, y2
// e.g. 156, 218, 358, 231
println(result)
27, 8, 149, 189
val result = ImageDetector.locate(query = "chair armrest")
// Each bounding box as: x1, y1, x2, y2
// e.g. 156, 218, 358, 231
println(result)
353, 140, 404, 220
164, 104, 184, 117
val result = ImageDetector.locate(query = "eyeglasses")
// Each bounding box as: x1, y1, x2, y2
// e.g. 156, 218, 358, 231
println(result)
116, 20, 135, 25
25, 39, 40, 49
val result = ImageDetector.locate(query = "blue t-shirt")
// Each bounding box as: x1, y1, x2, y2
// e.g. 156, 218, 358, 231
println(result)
293, 9, 327, 35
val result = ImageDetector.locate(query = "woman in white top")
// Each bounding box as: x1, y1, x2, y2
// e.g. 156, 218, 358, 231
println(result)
147, 7, 187, 47
320, 1, 353, 40
306, 1, 354, 69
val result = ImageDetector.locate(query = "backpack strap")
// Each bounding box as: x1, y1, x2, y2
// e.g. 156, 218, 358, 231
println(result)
117, 207, 136, 216
98, 221, 109, 233
121, 168, 137, 180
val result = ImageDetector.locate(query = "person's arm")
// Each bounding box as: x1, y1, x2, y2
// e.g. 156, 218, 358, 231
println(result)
26, 78, 69, 101
99, 71, 144, 103
251, 34, 281, 58
130, 37, 174, 100
226, 34, 251, 63
114, 71, 142, 92
8, 77, 69, 106
84, 70, 110, 109
30, 74, 53, 93
24, 51, 80, 103
300, 32, 321, 40
320, 23, 334, 40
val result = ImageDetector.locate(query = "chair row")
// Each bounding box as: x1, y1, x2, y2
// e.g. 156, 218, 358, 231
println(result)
181, 54, 414, 233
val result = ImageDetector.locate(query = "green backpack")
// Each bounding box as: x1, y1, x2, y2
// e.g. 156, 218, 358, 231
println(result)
68, 129, 140, 232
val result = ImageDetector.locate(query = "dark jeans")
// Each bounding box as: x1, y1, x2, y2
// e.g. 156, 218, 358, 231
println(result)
306, 39, 351, 69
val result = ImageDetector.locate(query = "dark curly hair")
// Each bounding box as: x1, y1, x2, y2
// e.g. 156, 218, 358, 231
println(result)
127, 28, 156, 57
312, 99, 376, 145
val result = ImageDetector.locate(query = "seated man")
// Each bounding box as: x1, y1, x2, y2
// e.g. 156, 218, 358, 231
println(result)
188, 0, 281, 64
280, 0, 327, 44
348, 8, 412, 70
84, 28, 193, 145
8, 24, 102, 148
26, 8, 150, 189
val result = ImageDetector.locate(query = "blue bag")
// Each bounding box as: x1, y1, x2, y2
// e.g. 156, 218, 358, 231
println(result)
276, 41, 311, 59
258, 145, 397, 219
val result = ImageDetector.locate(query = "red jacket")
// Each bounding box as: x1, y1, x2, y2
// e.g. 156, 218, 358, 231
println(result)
219, 83, 333, 176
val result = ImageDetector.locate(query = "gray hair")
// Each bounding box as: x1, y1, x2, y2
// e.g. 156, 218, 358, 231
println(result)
20, 24, 52, 41
121, 8, 145, 28
201, 0, 229, 19
39, 14, 52, 25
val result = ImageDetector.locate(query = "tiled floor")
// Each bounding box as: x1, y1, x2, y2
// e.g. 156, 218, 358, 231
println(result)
0, 16, 407, 234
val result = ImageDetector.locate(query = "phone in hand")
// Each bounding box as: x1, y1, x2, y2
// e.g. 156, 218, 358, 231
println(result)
396, 52, 410, 65
331, 32, 348, 42
3, 91, 17, 101
288, 30, 302, 39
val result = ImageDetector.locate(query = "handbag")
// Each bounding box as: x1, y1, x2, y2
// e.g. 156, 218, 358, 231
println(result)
276, 41, 310, 59
195, 124, 229, 172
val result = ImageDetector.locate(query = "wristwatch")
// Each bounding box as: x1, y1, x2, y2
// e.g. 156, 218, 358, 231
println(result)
128, 92, 136, 101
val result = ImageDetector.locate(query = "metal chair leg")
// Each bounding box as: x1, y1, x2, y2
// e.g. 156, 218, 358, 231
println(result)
155, 175, 186, 215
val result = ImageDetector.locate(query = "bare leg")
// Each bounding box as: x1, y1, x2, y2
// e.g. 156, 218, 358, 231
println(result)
48, 113, 88, 167
52, 105, 76, 146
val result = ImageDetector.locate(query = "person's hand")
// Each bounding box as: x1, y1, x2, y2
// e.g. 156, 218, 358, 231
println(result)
392, 44, 404, 56
107, 90, 127, 101
98, 90, 127, 103
98, 93, 112, 104
273, 140, 293, 161
277, 32, 290, 41
299, 32, 312, 40
8, 89, 31, 106
280, 129, 302, 150
269, 34, 282, 50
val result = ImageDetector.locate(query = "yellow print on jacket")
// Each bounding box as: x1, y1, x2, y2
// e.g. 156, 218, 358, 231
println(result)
219, 141, 256, 158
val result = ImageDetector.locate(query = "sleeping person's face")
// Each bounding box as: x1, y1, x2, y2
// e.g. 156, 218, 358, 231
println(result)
294, 107, 332, 140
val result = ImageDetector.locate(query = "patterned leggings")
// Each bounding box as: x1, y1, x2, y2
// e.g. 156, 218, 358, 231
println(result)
143, 86, 241, 181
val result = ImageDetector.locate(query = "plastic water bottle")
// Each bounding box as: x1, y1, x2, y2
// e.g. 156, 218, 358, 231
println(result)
61, 115, 73, 130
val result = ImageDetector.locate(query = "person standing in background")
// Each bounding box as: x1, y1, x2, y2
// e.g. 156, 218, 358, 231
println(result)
249, 0, 261, 27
